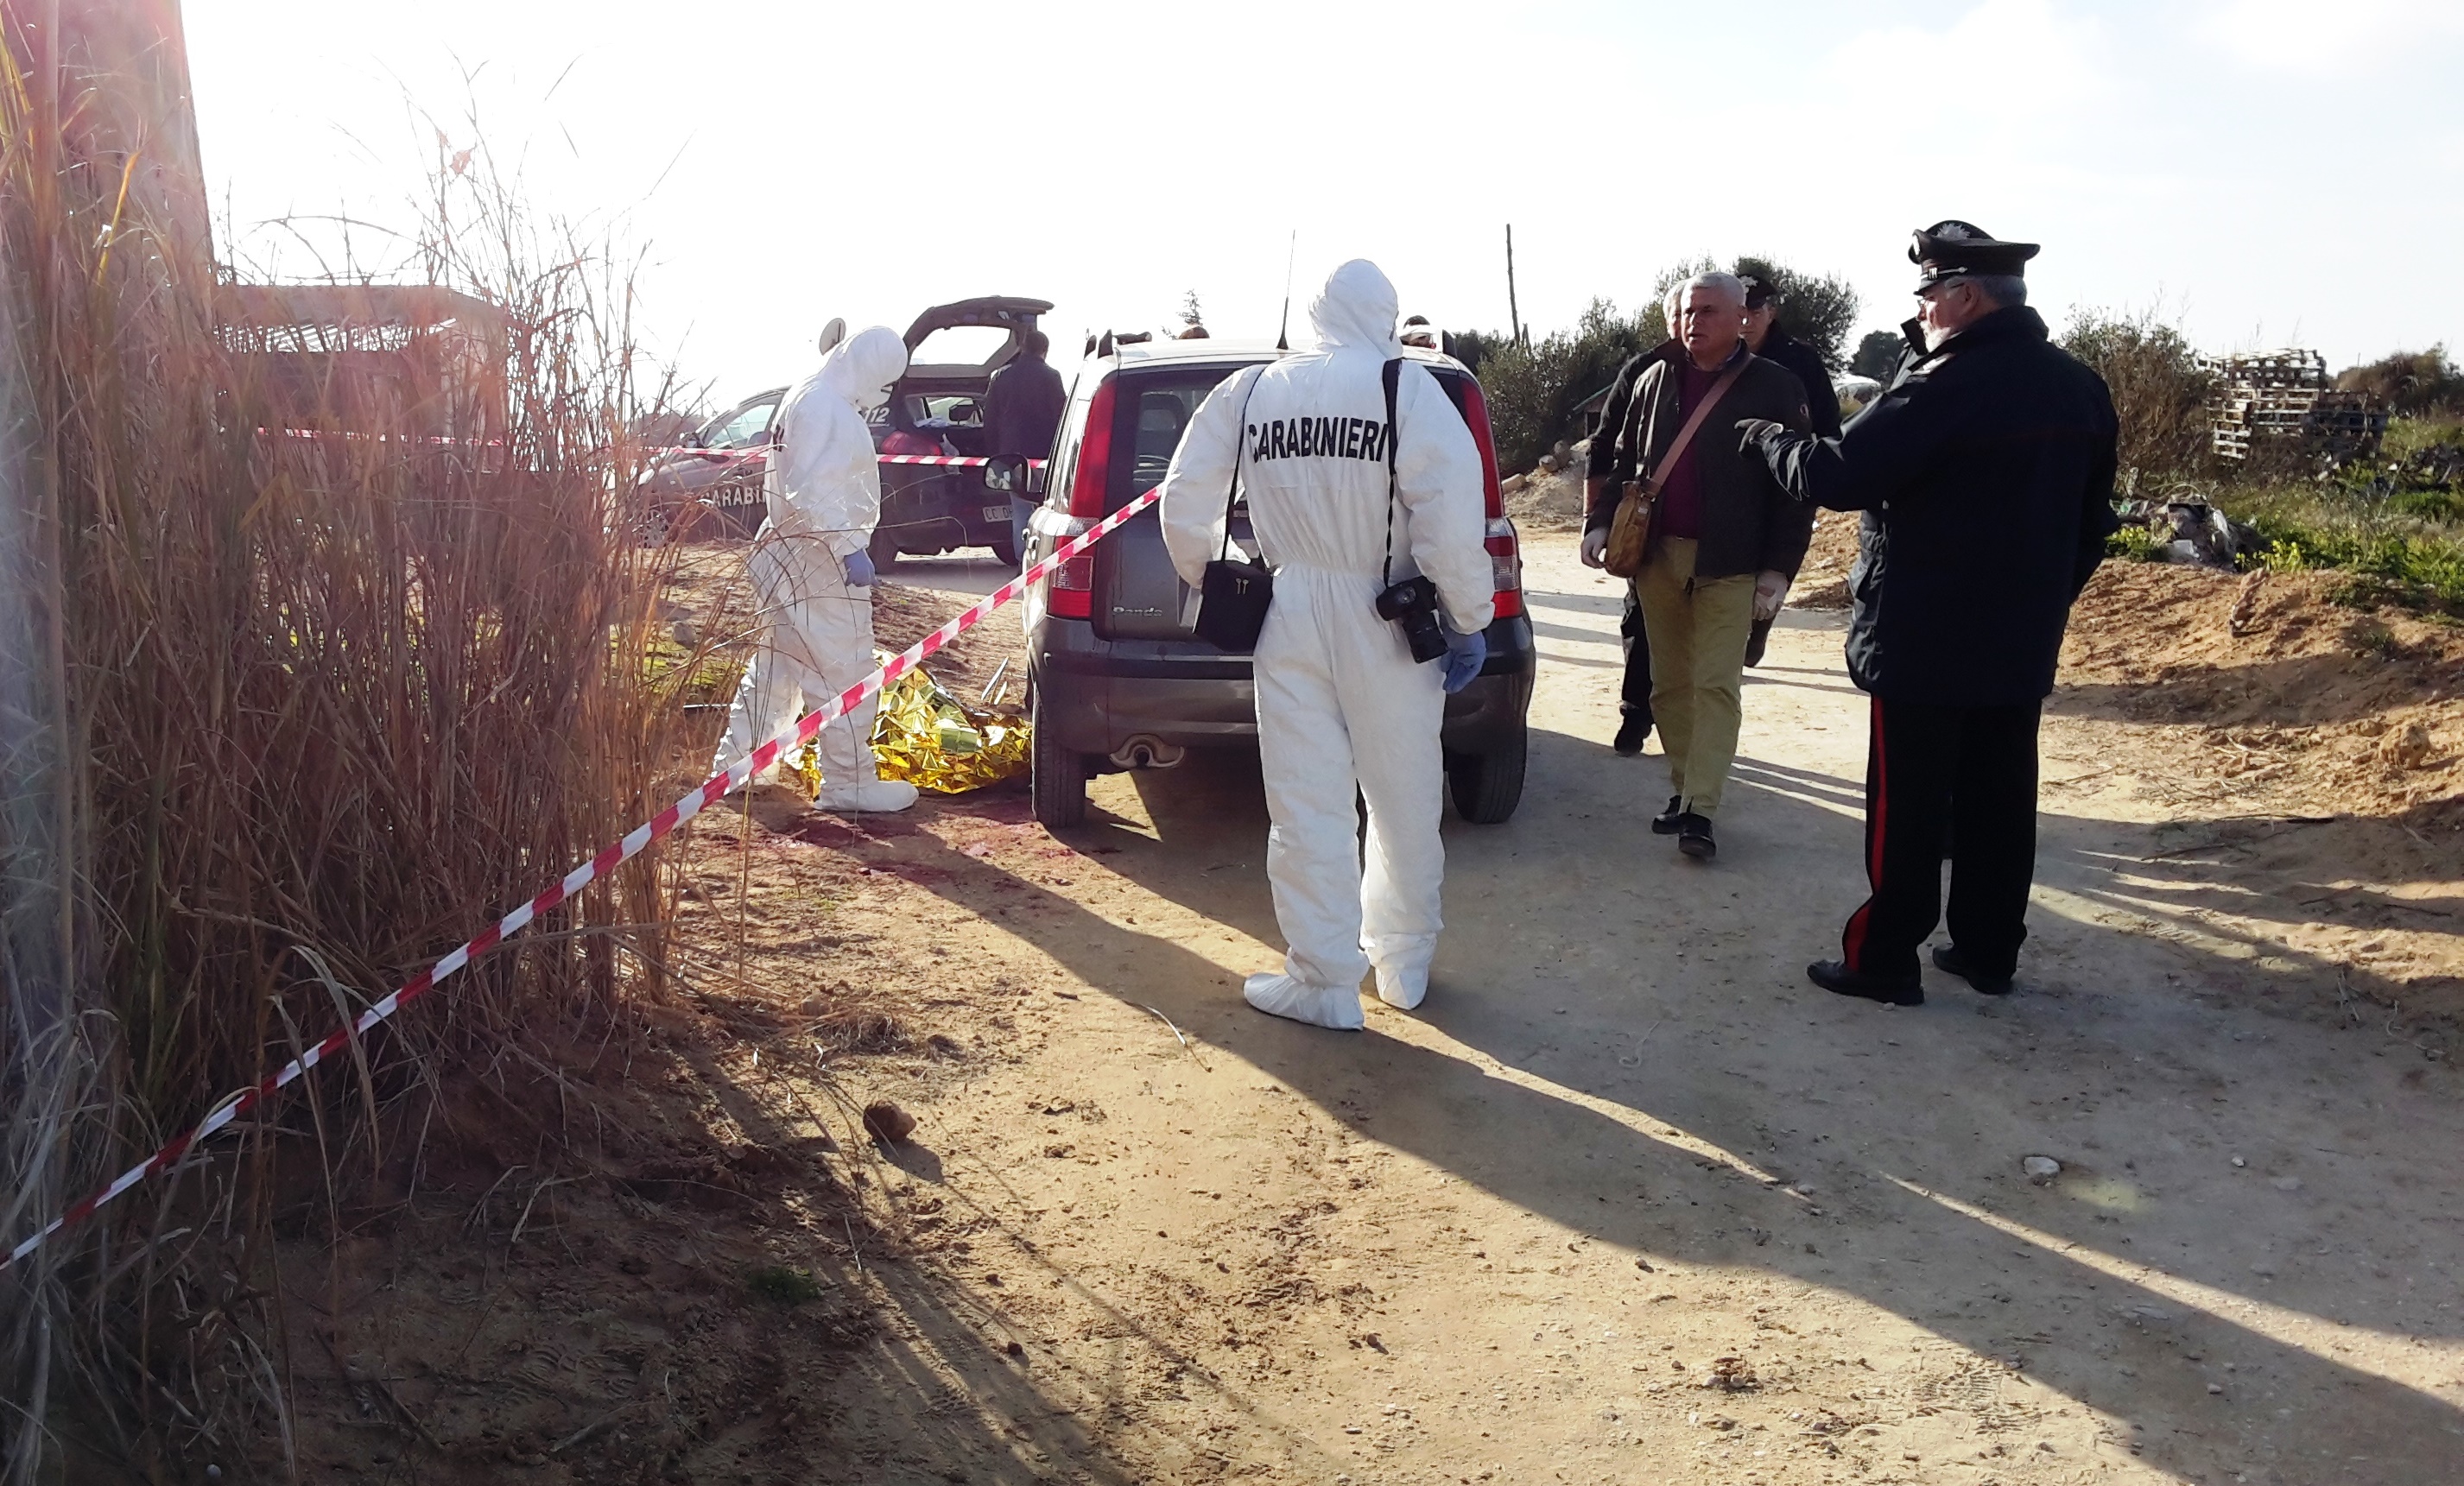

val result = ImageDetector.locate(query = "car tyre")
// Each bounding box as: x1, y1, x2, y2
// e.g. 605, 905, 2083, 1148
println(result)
1445, 728, 1527, 825
988, 522, 1021, 568
1029, 690, 1089, 829
635, 502, 672, 549
867, 525, 902, 573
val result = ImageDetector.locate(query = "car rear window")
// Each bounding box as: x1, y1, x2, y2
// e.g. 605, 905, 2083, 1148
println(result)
1109, 360, 1474, 509
1113, 365, 1254, 508
909, 326, 1010, 367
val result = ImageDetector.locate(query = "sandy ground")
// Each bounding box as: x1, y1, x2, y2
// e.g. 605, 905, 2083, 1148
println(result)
280, 530, 2463, 1486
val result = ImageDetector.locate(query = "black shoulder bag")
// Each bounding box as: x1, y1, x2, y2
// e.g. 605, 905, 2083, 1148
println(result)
1194, 373, 1272, 652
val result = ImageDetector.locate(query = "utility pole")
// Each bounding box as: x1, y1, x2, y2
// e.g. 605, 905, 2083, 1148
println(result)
1504, 224, 1524, 345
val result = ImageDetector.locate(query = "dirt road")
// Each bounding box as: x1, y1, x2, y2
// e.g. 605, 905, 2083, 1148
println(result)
303, 530, 2462, 1484
732, 530, 2457, 1484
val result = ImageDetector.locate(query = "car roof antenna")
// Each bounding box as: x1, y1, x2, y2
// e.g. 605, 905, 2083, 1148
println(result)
1276, 230, 1295, 352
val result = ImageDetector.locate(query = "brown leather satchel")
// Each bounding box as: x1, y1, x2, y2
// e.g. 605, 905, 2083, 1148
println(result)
1602, 359, 1749, 579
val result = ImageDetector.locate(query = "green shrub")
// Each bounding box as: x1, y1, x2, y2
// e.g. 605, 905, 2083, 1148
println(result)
2336, 347, 2464, 417
1471, 298, 1655, 474
2106, 525, 2166, 562
2390, 487, 2464, 523
1732, 255, 1860, 369
1849, 329, 1904, 382
2062, 307, 2214, 486
2233, 506, 2464, 610
2384, 414, 2464, 463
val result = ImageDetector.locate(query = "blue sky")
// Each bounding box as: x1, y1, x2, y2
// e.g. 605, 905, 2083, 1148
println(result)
187, 0, 2464, 404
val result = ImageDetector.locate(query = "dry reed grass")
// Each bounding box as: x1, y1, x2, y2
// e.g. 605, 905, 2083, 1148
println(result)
1, 55, 713, 1483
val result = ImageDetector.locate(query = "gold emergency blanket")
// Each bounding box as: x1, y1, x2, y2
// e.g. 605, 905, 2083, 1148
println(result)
786, 656, 1029, 796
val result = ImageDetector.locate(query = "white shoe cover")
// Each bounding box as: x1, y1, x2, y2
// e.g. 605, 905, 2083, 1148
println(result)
814, 778, 919, 813
1372, 959, 1429, 1011
1242, 972, 1365, 1031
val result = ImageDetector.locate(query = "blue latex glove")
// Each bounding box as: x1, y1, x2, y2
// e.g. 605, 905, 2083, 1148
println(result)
1441, 626, 1486, 693
842, 548, 877, 588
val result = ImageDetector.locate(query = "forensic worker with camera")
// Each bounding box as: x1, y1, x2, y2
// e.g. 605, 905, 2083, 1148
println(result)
1158, 259, 1492, 1031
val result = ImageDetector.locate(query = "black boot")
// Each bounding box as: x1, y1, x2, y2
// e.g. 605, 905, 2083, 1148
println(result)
1650, 795, 1685, 834
1676, 813, 1716, 861
1808, 959, 1922, 1006
1612, 712, 1651, 756
1932, 943, 2014, 996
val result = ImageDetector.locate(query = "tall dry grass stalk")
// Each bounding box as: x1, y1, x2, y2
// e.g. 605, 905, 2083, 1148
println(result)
2, 46, 698, 1483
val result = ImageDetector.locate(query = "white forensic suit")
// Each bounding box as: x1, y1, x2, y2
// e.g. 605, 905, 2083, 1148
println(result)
714, 324, 921, 813
1157, 259, 1493, 1028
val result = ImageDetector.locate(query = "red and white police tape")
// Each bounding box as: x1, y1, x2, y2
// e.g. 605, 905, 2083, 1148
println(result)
0, 484, 1160, 1272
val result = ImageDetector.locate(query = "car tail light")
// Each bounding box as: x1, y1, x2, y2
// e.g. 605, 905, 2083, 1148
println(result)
1455, 376, 1505, 521
1485, 517, 1523, 608
1454, 377, 1523, 619
1485, 518, 1523, 619
1036, 377, 1117, 620
882, 430, 941, 457
1048, 550, 1097, 618
1066, 376, 1118, 518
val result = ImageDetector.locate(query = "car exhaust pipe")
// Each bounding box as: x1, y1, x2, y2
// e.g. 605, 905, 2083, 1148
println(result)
1108, 735, 1185, 770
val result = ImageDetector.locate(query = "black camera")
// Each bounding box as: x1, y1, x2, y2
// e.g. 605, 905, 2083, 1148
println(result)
1374, 575, 1447, 664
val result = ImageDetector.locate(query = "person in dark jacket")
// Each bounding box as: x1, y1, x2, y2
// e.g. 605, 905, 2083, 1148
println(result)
1583, 325, 1680, 755
1738, 221, 2120, 1005
1584, 273, 1814, 861
1738, 276, 1843, 667
987, 330, 1067, 563
1741, 279, 1842, 439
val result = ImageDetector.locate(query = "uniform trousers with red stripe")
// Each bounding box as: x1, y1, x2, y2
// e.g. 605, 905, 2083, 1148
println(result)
1840, 697, 2043, 981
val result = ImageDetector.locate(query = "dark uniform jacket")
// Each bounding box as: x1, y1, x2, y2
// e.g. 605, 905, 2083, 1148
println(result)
1588, 343, 1815, 583
985, 354, 1067, 459
1755, 326, 1843, 439
1748, 306, 2119, 707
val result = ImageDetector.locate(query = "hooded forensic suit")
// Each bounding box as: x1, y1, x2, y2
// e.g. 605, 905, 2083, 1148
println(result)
1158, 261, 1492, 1028
714, 325, 921, 812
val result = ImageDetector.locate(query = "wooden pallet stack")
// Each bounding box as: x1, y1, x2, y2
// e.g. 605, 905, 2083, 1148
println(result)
2202, 350, 2390, 464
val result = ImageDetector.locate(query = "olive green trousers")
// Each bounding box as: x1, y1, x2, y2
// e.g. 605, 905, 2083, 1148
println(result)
1636, 536, 1757, 819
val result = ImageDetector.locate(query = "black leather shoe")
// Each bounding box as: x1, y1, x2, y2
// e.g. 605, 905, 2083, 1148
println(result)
1676, 813, 1716, 860
1932, 943, 2014, 996
1612, 713, 1651, 756
1650, 794, 1685, 834
1808, 959, 1923, 1005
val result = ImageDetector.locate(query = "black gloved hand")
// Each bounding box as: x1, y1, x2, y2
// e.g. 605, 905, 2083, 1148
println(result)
1734, 417, 1787, 454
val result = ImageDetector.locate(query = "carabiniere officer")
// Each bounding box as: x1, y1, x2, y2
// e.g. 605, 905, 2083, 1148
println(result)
1735, 221, 2121, 1007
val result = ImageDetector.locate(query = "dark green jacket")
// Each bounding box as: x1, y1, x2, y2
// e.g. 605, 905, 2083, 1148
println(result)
1587, 345, 1815, 581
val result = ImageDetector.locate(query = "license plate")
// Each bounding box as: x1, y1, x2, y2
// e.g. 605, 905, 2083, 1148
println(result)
982, 505, 1010, 523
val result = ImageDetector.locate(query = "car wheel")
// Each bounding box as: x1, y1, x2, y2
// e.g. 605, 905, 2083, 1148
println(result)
1029, 690, 1088, 829
636, 503, 672, 548
867, 525, 901, 573
988, 522, 1021, 568
1445, 728, 1527, 825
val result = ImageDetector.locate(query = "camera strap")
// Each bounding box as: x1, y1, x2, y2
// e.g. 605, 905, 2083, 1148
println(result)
1380, 357, 1401, 588
1217, 369, 1263, 562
